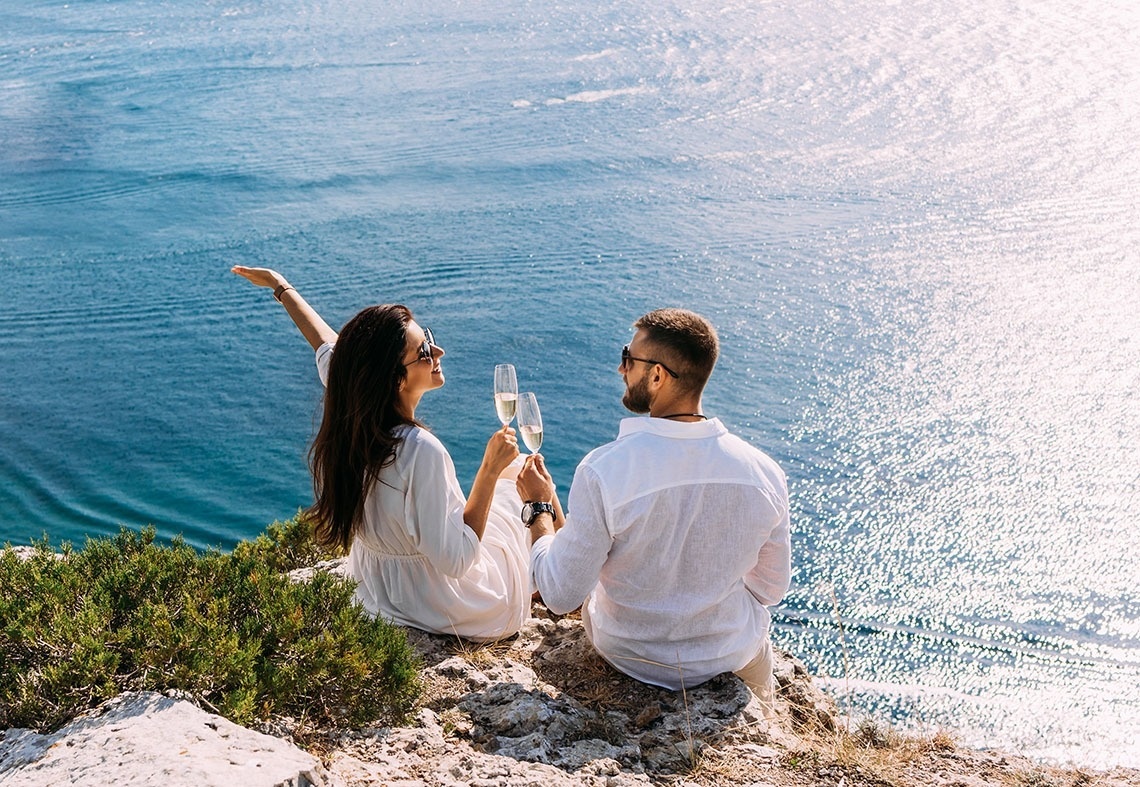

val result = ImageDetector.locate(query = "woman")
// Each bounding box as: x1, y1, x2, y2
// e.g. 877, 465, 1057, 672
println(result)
232, 266, 532, 641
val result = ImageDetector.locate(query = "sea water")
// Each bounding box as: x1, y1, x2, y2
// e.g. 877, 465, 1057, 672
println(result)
2, 0, 1138, 768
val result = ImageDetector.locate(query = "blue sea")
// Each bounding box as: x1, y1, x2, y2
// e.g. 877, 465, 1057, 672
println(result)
2, 0, 1138, 768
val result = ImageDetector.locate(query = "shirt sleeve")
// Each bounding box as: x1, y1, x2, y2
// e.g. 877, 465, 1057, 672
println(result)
531, 464, 613, 615
402, 433, 480, 578
743, 474, 792, 606
315, 341, 335, 388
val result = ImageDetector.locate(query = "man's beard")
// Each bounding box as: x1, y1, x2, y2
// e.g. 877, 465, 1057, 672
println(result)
622, 374, 651, 414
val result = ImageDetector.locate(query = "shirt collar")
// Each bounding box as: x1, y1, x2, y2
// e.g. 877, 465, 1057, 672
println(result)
617, 416, 726, 440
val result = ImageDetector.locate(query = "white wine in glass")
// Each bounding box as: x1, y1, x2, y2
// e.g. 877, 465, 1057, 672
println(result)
493, 364, 518, 425
517, 392, 543, 454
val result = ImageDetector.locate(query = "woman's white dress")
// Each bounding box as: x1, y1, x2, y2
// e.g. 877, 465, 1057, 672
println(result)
316, 342, 531, 641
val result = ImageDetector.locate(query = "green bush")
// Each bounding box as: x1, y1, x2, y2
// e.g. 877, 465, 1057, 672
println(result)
232, 512, 342, 574
0, 523, 420, 733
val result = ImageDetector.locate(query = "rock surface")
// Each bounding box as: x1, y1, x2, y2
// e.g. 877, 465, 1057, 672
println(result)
0, 691, 326, 787
319, 608, 839, 787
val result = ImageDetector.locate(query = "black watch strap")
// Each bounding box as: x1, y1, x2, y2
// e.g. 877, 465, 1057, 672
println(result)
522, 501, 555, 527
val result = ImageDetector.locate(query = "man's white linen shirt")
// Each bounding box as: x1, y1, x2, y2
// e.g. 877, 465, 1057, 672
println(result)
531, 416, 791, 690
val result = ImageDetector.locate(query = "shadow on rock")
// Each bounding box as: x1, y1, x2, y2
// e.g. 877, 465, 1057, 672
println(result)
397, 607, 764, 775
528, 613, 762, 772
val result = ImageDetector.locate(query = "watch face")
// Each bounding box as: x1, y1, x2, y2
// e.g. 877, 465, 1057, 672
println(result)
521, 503, 534, 523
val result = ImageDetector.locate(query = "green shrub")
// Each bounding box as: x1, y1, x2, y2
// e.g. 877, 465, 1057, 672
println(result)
0, 524, 420, 733
232, 512, 341, 574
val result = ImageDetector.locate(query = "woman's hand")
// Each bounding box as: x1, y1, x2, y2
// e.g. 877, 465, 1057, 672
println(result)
481, 424, 520, 477
231, 266, 287, 290
516, 453, 555, 503
230, 266, 337, 350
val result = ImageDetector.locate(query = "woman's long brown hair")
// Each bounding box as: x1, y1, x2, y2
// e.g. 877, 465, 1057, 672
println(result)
306, 304, 419, 552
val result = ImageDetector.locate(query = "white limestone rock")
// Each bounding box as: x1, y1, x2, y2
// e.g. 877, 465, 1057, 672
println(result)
0, 691, 326, 787
1, 547, 61, 562
327, 718, 655, 787
286, 557, 351, 584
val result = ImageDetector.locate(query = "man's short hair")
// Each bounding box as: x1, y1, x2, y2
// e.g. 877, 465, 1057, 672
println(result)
634, 308, 719, 393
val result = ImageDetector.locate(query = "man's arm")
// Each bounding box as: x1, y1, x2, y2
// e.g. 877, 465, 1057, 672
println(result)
744, 493, 792, 606
231, 266, 338, 350
518, 459, 612, 615
515, 454, 563, 542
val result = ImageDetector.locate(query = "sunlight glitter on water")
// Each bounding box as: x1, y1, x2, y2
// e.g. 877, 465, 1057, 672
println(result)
776, 192, 1140, 766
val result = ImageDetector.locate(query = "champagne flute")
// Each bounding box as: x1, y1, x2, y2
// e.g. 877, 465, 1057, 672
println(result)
517, 392, 543, 454
493, 364, 518, 425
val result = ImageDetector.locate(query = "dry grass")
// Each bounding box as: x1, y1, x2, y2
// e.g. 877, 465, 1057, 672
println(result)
445, 635, 520, 670
683, 744, 777, 786
821, 720, 954, 778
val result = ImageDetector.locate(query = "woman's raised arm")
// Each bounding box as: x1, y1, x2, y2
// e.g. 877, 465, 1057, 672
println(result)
231, 266, 338, 350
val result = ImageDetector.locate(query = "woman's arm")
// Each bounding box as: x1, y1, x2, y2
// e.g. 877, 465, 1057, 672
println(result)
463, 425, 520, 540
231, 266, 338, 350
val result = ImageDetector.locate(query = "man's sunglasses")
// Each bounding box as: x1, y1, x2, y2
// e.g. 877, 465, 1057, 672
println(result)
620, 345, 679, 378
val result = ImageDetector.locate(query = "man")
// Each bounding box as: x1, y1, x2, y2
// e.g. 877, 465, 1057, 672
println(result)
516, 308, 791, 706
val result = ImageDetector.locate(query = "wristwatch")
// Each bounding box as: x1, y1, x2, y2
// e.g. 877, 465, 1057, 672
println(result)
521, 501, 555, 527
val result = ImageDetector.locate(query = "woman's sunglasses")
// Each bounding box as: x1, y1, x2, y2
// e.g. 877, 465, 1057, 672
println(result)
405, 327, 436, 365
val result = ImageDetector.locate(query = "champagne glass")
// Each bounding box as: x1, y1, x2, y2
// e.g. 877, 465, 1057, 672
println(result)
517, 392, 543, 454
493, 364, 518, 425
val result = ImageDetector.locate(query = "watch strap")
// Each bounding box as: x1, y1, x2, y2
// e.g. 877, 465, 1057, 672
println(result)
523, 501, 555, 527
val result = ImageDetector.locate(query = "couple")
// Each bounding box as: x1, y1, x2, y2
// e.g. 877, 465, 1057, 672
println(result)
233, 267, 791, 705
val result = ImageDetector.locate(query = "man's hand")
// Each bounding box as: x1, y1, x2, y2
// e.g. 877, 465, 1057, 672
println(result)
516, 454, 555, 503
518, 454, 558, 543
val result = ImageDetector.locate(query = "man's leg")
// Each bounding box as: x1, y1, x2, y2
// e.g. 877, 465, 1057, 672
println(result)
733, 637, 775, 715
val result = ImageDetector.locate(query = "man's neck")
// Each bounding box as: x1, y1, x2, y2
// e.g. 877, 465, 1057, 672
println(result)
648, 398, 705, 421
